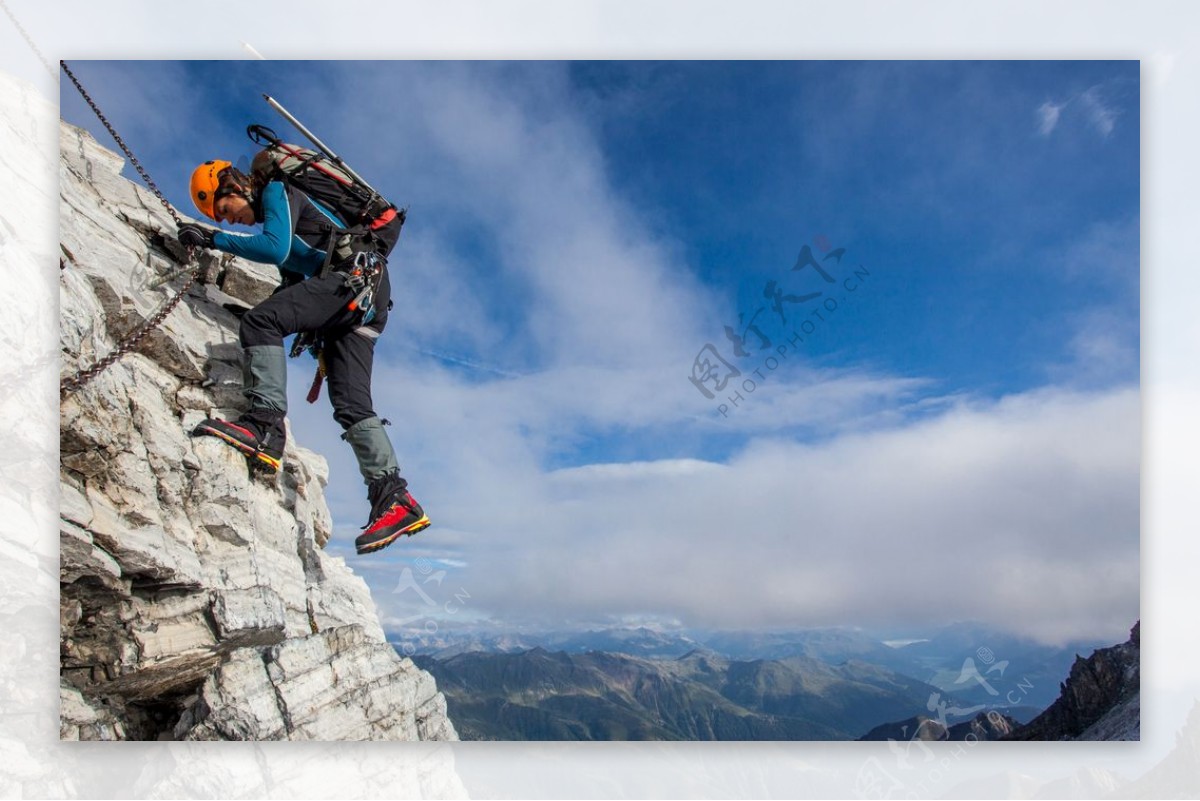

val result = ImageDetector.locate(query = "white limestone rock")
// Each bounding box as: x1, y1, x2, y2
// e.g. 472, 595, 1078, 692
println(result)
177, 626, 457, 742
220, 257, 280, 308
59, 683, 125, 741
59, 520, 122, 590
175, 649, 289, 741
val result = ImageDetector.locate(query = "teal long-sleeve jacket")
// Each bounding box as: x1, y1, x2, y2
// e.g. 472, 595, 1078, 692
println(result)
211, 181, 345, 278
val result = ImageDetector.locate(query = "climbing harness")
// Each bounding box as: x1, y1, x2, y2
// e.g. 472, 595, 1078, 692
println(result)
58, 61, 200, 399
343, 250, 385, 325
286, 251, 384, 405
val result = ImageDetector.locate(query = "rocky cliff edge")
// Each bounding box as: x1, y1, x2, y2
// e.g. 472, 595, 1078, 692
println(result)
1006, 621, 1139, 741
57, 119, 456, 742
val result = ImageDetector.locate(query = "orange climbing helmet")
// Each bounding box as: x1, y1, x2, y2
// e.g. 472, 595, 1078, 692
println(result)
190, 160, 254, 222
189, 159, 233, 221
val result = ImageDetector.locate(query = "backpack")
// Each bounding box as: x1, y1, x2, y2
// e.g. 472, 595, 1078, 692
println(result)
246, 124, 405, 272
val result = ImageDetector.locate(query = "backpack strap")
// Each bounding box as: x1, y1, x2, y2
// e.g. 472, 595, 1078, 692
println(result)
317, 224, 382, 279
318, 232, 338, 279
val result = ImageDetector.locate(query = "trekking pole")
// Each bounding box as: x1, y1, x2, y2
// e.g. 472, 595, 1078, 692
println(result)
262, 94, 385, 201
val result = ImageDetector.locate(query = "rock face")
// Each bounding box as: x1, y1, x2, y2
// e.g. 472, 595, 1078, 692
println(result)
1006, 621, 1139, 741
57, 119, 456, 742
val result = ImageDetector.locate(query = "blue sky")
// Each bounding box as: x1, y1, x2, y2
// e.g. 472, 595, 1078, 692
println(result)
61, 60, 1139, 645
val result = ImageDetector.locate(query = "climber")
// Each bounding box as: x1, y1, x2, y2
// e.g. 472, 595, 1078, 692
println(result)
180, 159, 429, 555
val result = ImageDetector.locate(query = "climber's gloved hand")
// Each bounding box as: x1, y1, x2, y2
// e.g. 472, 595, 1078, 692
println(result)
177, 222, 216, 250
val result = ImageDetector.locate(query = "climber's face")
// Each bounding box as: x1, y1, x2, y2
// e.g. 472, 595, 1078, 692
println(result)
214, 193, 254, 226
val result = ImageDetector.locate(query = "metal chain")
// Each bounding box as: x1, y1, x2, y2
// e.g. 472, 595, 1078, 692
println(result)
58, 60, 202, 398
60, 273, 198, 399
60, 60, 186, 227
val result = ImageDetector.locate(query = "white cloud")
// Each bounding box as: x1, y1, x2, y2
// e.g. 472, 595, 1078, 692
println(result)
353, 359, 1138, 646
79, 62, 1137, 647
1043, 215, 1139, 388
1052, 308, 1139, 388
1036, 82, 1125, 139
243, 63, 1139, 646
1080, 85, 1119, 137
1037, 101, 1063, 136
310, 62, 720, 371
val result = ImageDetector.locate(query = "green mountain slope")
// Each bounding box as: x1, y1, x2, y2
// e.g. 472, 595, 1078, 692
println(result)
414, 648, 948, 740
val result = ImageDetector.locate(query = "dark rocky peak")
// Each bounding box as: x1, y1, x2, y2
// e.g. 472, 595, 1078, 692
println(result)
1006, 621, 1139, 741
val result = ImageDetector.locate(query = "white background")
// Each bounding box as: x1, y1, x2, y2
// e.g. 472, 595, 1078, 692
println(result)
0, 1, 1194, 797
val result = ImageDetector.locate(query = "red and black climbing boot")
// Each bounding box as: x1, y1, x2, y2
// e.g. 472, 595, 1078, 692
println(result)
356, 472, 430, 555
192, 409, 286, 472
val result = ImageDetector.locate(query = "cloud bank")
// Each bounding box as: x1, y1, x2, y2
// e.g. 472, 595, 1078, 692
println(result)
62, 61, 1138, 646
358, 378, 1138, 647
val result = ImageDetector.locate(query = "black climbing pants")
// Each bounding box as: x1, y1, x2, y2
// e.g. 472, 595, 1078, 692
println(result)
239, 266, 392, 431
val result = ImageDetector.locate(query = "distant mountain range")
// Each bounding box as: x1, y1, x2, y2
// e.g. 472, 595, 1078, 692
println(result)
413, 648, 972, 741
399, 622, 1109, 712
408, 619, 1145, 746
398, 621, 1132, 741
416, 626, 704, 660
